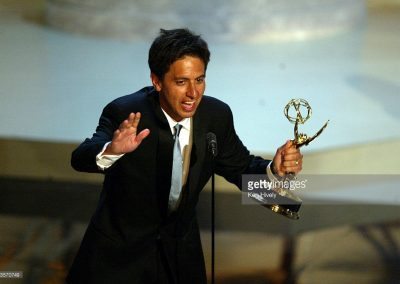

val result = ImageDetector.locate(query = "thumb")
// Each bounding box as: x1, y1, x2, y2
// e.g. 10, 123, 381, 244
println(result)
135, 129, 151, 143
278, 140, 291, 154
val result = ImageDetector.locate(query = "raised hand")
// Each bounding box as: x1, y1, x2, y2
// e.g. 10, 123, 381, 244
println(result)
104, 112, 150, 155
272, 140, 303, 177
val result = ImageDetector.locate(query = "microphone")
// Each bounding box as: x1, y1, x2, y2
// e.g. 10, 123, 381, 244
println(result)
206, 132, 218, 158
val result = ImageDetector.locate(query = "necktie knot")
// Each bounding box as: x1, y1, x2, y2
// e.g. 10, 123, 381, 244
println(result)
174, 124, 183, 139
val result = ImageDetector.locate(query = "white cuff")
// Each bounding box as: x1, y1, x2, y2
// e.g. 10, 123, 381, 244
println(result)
96, 142, 124, 170
266, 161, 281, 182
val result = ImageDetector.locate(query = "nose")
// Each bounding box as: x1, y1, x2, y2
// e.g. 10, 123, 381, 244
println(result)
186, 81, 199, 99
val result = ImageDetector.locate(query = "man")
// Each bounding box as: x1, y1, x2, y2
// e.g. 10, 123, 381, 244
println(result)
67, 28, 303, 284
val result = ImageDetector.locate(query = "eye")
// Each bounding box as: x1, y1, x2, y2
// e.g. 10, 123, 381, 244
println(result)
175, 80, 185, 86
196, 77, 205, 84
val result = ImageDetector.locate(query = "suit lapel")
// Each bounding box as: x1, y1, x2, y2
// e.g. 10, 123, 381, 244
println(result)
187, 110, 207, 195
146, 90, 175, 217
181, 118, 193, 187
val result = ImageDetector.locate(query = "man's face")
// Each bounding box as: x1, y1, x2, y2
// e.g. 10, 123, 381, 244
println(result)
151, 56, 206, 122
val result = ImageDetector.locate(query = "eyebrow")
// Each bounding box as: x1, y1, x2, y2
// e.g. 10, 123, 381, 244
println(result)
174, 74, 206, 80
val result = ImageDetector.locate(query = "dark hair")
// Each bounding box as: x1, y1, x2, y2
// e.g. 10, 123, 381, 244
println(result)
148, 28, 210, 79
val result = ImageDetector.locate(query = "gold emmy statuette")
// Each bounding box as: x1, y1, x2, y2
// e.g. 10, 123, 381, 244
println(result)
284, 99, 329, 149
263, 99, 329, 220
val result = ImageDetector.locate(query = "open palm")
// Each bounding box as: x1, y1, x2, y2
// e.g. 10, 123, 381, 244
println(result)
105, 112, 150, 155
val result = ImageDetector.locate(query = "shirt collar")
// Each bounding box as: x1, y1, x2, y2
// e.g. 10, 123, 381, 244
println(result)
161, 108, 191, 132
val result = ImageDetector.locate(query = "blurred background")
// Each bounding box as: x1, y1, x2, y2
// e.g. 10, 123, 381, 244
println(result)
0, 0, 399, 283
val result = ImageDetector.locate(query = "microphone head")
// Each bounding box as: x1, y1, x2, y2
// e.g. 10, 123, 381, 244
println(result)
207, 132, 216, 143
206, 132, 218, 157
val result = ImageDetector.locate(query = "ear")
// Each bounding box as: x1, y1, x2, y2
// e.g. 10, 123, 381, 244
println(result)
150, 73, 162, 92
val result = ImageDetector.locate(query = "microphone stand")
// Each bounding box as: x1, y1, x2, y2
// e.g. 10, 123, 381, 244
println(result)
207, 132, 217, 284
211, 172, 215, 284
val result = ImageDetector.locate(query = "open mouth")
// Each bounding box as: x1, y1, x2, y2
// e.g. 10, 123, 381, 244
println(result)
182, 101, 195, 112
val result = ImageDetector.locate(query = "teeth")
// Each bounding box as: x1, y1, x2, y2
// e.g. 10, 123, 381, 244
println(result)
183, 102, 194, 105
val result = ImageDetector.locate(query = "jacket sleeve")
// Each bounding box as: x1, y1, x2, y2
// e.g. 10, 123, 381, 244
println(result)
213, 106, 271, 189
71, 102, 122, 173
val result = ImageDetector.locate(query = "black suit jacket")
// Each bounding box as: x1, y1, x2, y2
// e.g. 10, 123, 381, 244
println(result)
67, 87, 270, 284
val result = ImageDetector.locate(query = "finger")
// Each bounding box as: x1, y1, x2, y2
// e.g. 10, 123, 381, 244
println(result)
283, 158, 302, 169
282, 147, 301, 158
282, 151, 302, 164
283, 145, 300, 157
284, 167, 302, 175
127, 112, 136, 125
283, 159, 302, 168
113, 129, 121, 139
132, 112, 142, 129
283, 153, 302, 163
119, 119, 130, 131
284, 145, 301, 153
